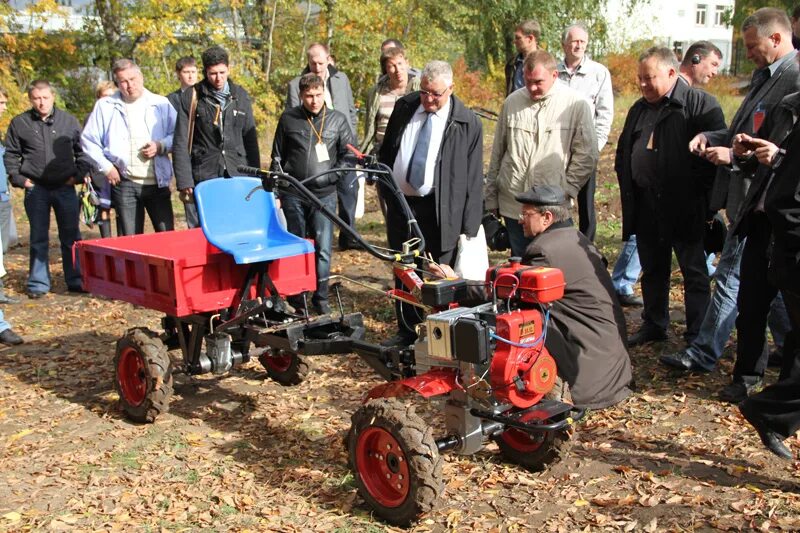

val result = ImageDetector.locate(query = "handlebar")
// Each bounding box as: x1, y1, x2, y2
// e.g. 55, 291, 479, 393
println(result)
236, 158, 426, 265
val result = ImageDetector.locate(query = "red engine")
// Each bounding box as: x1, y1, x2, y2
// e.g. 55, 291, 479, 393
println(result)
486, 259, 566, 304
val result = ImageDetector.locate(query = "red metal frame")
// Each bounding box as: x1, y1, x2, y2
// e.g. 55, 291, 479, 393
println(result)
365, 368, 459, 400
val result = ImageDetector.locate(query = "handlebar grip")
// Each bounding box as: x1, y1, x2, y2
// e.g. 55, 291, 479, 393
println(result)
237, 165, 264, 176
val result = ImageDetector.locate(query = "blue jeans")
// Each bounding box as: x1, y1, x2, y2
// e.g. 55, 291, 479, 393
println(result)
23, 183, 82, 293
282, 192, 336, 307
111, 180, 174, 236
0, 308, 10, 333
504, 216, 532, 257
684, 232, 745, 370
612, 235, 641, 296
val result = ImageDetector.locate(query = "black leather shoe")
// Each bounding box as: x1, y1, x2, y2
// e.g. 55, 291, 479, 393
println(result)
739, 402, 793, 460
627, 327, 667, 347
659, 351, 710, 372
0, 293, 19, 304
0, 328, 23, 346
617, 293, 643, 307
719, 379, 763, 404
68, 286, 88, 294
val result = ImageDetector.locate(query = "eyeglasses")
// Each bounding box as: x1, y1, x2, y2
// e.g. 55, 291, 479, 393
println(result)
420, 87, 450, 99
518, 210, 539, 221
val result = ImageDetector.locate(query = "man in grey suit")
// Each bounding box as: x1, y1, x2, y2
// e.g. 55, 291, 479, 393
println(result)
286, 43, 360, 250
661, 8, 797, 404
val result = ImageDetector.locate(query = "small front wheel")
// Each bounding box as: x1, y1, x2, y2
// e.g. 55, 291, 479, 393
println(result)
348, 398, 442, 526
258, 348, 309, 385
114, 328, 173, 423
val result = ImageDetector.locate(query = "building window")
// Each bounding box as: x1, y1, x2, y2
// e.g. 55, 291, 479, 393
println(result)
696, 4, 707, 25
715, 5, 726, 26
57, 0, 73, 5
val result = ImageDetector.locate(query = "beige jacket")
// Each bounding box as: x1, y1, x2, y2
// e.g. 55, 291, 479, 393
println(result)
485, 84, 598, 219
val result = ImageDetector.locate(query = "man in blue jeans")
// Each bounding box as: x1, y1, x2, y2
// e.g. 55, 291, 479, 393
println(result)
4, 80, 90, 298
271, 73, 353, 314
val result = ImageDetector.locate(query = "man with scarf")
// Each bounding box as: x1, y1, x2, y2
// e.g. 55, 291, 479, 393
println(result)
173, 45, 260, 229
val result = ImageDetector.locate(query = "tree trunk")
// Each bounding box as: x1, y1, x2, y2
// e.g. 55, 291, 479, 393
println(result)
264, 0, 278, 84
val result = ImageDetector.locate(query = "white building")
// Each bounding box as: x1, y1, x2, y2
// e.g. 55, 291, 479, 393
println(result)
605, 0, 735, 71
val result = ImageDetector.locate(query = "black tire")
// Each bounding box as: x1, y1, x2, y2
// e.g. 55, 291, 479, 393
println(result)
348, 398, 442, 527
114, 328, 173, 423
495, 408, 573, 471
258, 348, 309, 385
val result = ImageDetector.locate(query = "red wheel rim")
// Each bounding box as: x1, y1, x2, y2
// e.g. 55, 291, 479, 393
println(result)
501, 410, 546, 452
266, 351, 293, 372
117, 347, 146, 406
355, 427, 410, 507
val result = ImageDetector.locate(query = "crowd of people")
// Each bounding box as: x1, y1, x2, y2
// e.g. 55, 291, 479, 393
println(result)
2, 6, 800, 458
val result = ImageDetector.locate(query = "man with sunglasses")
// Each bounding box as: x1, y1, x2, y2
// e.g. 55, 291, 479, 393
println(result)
378, 60, 483, 346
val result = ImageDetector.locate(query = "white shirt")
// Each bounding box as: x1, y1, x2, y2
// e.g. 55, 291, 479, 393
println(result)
124, 97, 156, 184
556, 56, 614, 150
392, 98, 450, 197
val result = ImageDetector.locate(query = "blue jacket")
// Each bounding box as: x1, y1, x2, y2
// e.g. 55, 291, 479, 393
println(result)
81, 90, 176, 188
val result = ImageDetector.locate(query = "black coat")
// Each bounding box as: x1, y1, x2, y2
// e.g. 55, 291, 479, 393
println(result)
732, 92, 800, 237
270, 105, 354, 197
615, 80, 725, 240
173, 79, 260, 190
762, 98, 800, 291
4, 107, 90, 189
379, 93, 483, 253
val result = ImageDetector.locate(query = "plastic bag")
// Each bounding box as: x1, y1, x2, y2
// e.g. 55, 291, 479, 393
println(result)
454, 225, 489, 281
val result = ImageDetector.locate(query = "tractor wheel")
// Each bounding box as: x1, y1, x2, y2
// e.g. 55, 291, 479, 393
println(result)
495, 409, 573, 472
348, 398, 443, 527
258, 348, 309, 385
114, 328, 173, 423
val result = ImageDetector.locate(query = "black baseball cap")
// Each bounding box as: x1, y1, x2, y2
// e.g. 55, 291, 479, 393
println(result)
514, 184, 567, 206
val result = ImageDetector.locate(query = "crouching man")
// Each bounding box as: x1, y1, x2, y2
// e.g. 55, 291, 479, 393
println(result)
442, 185, 632, 409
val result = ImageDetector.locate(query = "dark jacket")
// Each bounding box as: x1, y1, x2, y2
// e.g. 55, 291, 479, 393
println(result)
379, 93, 483, 253
504, 54, 523, 97
615, 80, 725, 240
270, 105, 354, 197
732, 92, 800, 237
172, 79, 260, 190
705, 51, 798, 217
522, 221, 632, 409
167, 88, 183, 111
4, 107, 90, 189
753, 94, 800, 290
286, 65, 358, 137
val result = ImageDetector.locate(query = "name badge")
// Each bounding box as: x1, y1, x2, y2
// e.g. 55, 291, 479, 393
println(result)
315, 142, 330, 163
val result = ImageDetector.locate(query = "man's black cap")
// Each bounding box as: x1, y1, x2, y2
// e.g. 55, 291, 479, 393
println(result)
514, 184, 567, 206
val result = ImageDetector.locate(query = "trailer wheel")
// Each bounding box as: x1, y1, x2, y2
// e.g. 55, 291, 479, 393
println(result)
258, 349, 309, 385
114, 328, 173, 423
495, 409, 573, 472
348, 398, 442, 527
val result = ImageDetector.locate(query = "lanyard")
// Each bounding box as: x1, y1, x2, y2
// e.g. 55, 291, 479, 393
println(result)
307, 106, 327, 144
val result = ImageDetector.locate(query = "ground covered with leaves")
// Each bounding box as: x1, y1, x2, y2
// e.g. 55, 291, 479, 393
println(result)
2, 175, 800, 531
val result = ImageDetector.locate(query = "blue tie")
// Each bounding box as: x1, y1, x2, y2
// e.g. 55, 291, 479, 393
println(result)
407, 112, 432, 190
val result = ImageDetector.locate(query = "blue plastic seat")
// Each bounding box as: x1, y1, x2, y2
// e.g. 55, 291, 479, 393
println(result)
195, 177, 313, 265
